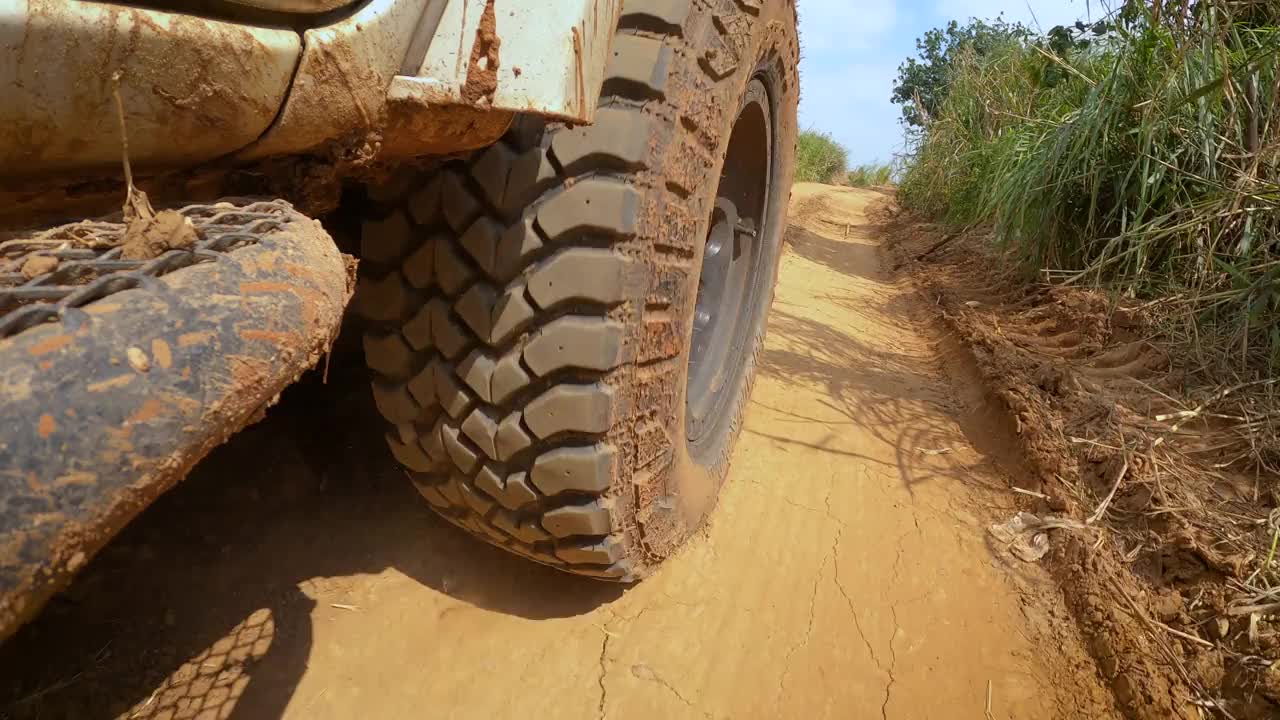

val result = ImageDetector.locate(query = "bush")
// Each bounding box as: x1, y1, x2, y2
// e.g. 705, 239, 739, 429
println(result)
847, 163, 895, 187
795, 130, 848, 183
896, 2, 1280, 373
892, 17, 1031, 129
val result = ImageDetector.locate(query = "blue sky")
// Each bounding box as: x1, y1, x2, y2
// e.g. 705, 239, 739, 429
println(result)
798, 0, 1096, 165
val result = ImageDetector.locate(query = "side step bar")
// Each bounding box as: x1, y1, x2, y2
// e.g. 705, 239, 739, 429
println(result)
0, 200, 352, 641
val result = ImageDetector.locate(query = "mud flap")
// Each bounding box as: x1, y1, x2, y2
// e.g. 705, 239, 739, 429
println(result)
0, 200, 352, 641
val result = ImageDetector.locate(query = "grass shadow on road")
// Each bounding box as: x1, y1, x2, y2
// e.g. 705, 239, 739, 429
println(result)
758, 213, 1033, 505
757, 299, 1013, 501
783, 224, 881, 281
751, 218, 1051, 597
0, 357, 622, 720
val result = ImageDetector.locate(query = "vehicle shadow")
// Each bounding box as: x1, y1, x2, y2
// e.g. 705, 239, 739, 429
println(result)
0, 355, 623, 720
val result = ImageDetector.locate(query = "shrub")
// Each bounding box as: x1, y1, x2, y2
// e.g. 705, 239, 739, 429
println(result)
847, 163, 895, 187
795, 129, 849, 183
896, 2, 1280, 372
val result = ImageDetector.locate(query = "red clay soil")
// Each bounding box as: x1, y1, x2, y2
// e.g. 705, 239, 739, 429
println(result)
0, 185, 1120, 720
881, 194, 1280, 720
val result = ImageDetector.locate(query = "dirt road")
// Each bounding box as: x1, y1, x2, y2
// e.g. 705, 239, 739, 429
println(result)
2, 186, 1118, 719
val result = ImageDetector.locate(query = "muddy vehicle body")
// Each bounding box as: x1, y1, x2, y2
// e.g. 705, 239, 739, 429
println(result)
0, 0, 800, 640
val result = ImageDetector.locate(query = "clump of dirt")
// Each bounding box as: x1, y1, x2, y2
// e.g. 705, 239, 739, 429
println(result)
1, 222, 113, 286
879, 201, 1280, 720
120, 210, 200, 261
1, 208, 201, 313
19, 255, 58, 279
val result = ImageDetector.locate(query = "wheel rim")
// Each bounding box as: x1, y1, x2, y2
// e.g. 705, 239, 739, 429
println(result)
686, 77, 774, 446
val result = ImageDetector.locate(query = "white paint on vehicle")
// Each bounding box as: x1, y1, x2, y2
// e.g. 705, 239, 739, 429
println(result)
0, 0, 299, 177
413, 0, 620, 122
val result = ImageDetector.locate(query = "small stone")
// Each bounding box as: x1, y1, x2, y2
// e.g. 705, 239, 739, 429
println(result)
20, 255, 58, 279
126, 347, 150, 372
1262, 659, 1280, 702
66, 551, 86, 572
1150, 590, 1183, 623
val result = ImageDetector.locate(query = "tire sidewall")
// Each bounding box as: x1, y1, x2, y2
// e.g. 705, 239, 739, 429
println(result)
663, 11, 800, 540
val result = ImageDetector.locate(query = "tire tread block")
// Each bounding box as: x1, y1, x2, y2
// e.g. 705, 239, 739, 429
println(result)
543, 501, 612, 538
531, 444, 615, 495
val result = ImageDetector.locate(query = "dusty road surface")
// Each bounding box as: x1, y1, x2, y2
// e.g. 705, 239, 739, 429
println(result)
2, 186, 1118, 719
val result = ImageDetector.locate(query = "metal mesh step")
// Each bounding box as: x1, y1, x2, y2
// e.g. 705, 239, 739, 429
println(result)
0, 199, 298, 338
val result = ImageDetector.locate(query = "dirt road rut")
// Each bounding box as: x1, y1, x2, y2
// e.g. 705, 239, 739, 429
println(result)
2, 186, 1116, 719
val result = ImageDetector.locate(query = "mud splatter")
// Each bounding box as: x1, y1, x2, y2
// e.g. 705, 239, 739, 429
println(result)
461, 0, 500, 106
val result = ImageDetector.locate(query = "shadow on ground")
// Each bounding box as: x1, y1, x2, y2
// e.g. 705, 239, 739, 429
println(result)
1, 195, 1037, 720
783, 224, 882, 281
0, 356, 623, 720
757, 205, 1042, 587
762, 221, 1028, 504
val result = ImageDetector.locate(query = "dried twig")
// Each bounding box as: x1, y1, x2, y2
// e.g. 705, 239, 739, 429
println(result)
110, 71, 154, 222
1153, 619, 1215, 648
1152, 379, 1278, 447
1226, 601, 1280, 617
1012, 486, 1050, 500
1109, 574, 1206, 708
1087, 454, 1130, 525
915, 228, 966, 262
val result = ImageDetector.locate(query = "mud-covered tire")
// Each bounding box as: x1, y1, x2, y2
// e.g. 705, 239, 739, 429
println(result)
0, 201, 351, 639
357, 0, 799, 579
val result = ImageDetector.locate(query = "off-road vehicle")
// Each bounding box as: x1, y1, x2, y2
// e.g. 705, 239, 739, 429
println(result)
0, 0, 800, 640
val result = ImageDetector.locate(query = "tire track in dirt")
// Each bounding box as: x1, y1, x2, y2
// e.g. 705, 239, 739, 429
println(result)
1, 185, 1116, 719
885, 197, 1280, 719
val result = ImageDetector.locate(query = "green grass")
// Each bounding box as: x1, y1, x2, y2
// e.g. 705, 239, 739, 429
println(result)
899, 2, 1280, 374
847, 163, 895, 187
795, 129, 849, 183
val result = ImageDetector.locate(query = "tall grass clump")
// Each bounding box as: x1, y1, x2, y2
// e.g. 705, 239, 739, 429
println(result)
795, 129, 849, 183
848, 162, 896, 187
896, 39, 1049, 220
899, 1, 1280, 373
